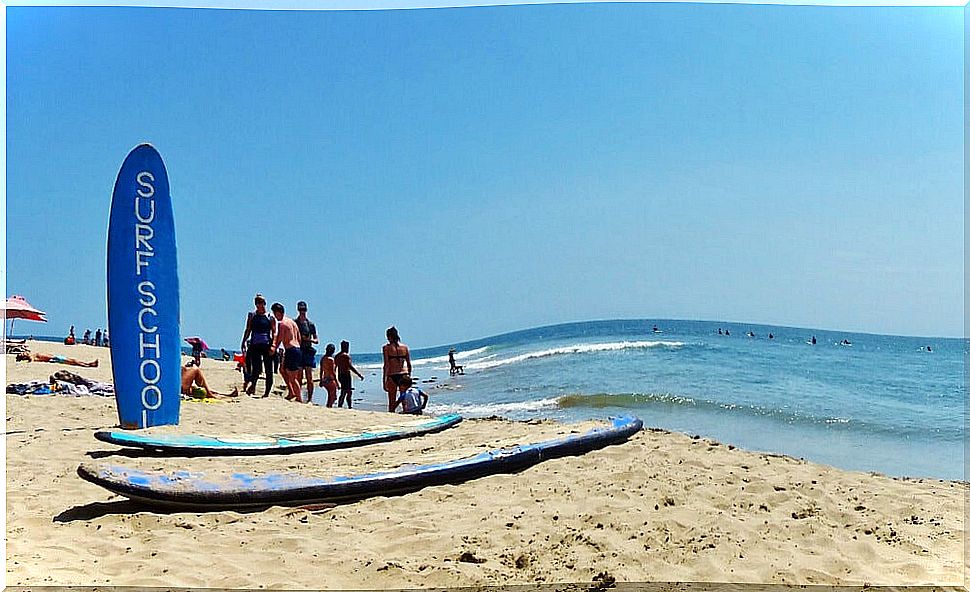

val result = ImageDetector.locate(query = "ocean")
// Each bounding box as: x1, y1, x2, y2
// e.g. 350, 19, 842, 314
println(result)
346, 320, 964, 481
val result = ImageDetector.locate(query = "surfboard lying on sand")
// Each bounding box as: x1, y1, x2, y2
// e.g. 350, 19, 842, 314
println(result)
77, 416, 643, 510
93, 413, 463, 455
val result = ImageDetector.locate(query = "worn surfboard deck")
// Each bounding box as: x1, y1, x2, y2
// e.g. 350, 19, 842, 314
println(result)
93, 413, 463, 455
78, 416, 643, 510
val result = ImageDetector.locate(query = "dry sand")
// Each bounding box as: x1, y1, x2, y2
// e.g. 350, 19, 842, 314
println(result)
5, 341, 966, 588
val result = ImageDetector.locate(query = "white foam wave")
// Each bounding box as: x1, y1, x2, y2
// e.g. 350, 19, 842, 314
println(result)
358, 346, 491, 371
464, 340, 684, 371
427, 397, 560, 416
411, 346, 491, 366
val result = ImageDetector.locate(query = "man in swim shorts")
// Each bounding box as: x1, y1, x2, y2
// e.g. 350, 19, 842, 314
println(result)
294, 301, 318, 402
181, 365, 239, 400
271, 302, 305, 402
16, 352, 98, 367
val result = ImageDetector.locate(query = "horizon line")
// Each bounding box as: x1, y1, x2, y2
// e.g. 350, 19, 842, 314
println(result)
9, 317, 964, 354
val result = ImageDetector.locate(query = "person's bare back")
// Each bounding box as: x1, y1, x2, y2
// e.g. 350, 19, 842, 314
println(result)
276, 317, 301, 350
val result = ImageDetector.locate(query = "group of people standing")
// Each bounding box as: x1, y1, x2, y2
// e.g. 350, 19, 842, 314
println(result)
240, 294, 364, 407
239, 295, 429, 414
63, 325, 109, 347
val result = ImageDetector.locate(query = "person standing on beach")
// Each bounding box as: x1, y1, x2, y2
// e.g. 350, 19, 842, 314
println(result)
241, 294, 277, 397
294, 301, 319, 402
318, 343, 339, 407
335, 340, 364, 409
95, 328, 102, 347
271, 302, 304, 402
382, 326, 412, 412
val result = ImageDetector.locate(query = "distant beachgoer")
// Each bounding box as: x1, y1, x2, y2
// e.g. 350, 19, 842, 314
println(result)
181, 364, 239, 400
382, 326, 412, 412
271, 302, 304, 402
448, 348, 464, 376
725, 329, 730, 336
191, 340, 203, 366
335, 340, 364, 409
392, 375, 428, 415
746, 331, 755, 338
241, 294, 277, 397
82, 329, 92, 345
221, 348, 230, 361
95, 329, 102, 347
16, 352, 98, 367
65, 326, 76, 346
768, 333, 774, 339
103, 331, 109, 346
926, 345, 933, 352
717, 328, 723, 335
318, 343, 338, 407
652, 325, 661, 333
294, 301, 319, 402
811, 335, 817, 345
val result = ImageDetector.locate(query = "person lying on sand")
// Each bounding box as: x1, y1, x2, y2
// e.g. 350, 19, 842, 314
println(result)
181, 365, 239, 400
16, 352, 98, 367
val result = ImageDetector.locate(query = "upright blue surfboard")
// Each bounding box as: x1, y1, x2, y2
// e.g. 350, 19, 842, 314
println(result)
107, 144, 180, 429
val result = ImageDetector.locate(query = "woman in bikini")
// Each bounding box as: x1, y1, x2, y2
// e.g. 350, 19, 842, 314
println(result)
318, 343, 338, 407
382, 326, 412, 412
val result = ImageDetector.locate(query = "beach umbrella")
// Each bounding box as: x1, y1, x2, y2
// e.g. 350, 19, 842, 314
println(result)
185, 336, 209, 351
3, 295, 47, 335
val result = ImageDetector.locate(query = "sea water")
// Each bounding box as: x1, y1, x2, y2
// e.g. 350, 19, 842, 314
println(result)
347, 320, 965, 480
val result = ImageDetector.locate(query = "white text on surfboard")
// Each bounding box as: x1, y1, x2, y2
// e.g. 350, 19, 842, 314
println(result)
133, 170, 162, 426
135, 171, 155, 276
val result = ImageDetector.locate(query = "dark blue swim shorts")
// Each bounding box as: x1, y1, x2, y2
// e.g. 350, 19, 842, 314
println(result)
284, 347, 303, 372
301, 347, 317, 369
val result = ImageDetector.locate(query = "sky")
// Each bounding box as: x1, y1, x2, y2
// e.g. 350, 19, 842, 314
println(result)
5, 3, 965, 351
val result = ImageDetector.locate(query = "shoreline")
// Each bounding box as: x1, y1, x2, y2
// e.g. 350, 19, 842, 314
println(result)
5, 342, 967, 587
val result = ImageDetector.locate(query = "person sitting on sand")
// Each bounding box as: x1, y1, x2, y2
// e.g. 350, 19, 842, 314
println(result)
382, 326, 412, 412
334, 340, 364, 409
391, 375, 428, 415
16, 352, 98, 367
181, 364, 239, 400
318, 343, 338, 407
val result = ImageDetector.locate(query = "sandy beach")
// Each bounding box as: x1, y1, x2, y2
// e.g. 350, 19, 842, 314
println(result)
5, 341, 966, 588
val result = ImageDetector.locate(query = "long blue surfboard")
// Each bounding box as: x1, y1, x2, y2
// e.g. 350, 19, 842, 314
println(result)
93, 413, 463, 455
77, 416, 643, 510
107, 144, 180, 429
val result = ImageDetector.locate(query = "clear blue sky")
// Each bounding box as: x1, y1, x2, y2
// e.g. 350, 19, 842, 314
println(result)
6, 3, 965, 351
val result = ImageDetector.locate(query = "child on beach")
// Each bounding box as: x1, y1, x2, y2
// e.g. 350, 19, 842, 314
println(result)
392, 375, 428, 415
334, 340, 364, 409
318, 343, 338, 407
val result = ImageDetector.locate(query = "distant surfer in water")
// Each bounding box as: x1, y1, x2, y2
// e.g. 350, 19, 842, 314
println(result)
335, 340, 364, 409
449, 348, 464, 376
811, 335, 817, 345
16, 352, 98, 367
383, 326, 412, 412
181, 364, 238, 400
